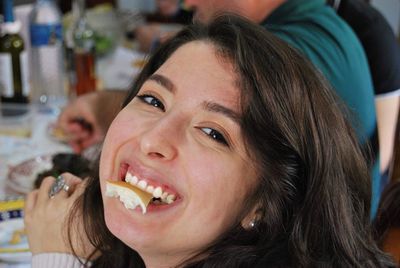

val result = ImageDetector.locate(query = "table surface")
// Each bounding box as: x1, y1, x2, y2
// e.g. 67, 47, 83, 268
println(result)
0, 104, 72, 195
0, 103, 72, 267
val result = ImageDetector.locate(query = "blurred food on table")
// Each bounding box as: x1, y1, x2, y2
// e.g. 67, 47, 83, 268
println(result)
34, 153, 91, 188
0, 196, 30, 263
6, 154, 52, 195
5, 153, 91, 195
0, 104, 32, 138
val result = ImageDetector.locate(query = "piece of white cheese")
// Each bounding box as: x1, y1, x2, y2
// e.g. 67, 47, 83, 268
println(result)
106, 180, 153, 214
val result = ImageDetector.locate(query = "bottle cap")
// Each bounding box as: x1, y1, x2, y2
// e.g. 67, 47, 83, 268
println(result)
3, 0, 15, 23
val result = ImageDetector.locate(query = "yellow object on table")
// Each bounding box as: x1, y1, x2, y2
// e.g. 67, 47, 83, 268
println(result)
0, 197, 24, 212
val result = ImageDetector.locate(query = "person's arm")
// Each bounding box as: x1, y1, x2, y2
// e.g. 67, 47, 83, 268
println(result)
375, 95, 400, 173
57, 90, 127, 153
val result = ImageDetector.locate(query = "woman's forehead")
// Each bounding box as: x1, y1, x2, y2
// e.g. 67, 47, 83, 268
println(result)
154, 41, 241, 105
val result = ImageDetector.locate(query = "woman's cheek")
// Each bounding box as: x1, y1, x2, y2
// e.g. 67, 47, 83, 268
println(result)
100, 114, 139, 181
99, 124, 120, 182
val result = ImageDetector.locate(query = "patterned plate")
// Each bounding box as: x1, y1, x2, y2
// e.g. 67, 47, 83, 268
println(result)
6, 155, 52, 195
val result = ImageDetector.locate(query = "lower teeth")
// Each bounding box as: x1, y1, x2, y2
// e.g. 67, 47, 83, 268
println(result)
151, 198, 165, 205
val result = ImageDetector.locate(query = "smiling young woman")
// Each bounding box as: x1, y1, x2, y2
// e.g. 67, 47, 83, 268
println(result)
24, 14, 394, 268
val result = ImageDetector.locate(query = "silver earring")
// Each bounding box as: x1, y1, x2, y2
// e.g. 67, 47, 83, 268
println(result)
249, 220, 255, 228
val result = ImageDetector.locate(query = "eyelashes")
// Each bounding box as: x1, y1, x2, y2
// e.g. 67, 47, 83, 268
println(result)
137, 94, 165, 111
136, 94, 230, 147
199, 127, 229, 146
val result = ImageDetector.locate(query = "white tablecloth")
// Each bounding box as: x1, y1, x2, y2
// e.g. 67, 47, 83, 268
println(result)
0, 103, 72, 196
0, 103, 72, 267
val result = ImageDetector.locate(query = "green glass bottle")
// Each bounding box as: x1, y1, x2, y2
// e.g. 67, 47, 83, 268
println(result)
0, 0, 29, 107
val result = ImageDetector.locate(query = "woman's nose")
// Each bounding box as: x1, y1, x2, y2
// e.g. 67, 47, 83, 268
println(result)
139, 119, 180, 161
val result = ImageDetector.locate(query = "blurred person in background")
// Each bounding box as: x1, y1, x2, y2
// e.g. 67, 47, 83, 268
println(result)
133, 0, 192, 52
59, 0, 116, 14
144, 0, 192, 24
327, 0, 400, 192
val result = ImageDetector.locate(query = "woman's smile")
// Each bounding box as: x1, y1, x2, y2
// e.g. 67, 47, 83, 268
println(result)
117, 161, 181, 208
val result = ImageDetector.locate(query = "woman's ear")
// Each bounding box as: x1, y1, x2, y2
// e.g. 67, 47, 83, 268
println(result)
241, 205, 262, 230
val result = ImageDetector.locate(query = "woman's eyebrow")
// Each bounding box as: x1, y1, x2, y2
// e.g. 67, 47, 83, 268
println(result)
147, 74, 240, 123
203, 101, 241, 124
148, 74, 176, 93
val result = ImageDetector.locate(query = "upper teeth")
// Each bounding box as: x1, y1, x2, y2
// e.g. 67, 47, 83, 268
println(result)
125, 172, 176, 204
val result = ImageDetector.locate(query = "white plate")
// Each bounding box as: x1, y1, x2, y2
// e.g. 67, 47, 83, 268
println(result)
6, 155, 52, 195
0, 218, 31, 263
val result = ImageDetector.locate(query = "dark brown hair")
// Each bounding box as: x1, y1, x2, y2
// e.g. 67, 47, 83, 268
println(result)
69, 14, 393, 267
374, 180, 400, 244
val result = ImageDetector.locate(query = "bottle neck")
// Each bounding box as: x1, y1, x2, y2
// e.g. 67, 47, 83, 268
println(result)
73, 0, 86, 20
3, 0, 15, 23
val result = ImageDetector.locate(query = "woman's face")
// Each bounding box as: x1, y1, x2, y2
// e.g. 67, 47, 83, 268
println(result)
100, 41, 258, 266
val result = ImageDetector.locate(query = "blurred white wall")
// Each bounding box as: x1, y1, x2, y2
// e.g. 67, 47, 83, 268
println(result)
371, 0, 400, 36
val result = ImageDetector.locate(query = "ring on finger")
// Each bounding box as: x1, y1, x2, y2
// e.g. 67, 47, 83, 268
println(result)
49, 175, 70, 198
62, 183, 70, 193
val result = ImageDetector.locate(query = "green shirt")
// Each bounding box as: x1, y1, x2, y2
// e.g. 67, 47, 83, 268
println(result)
263, 0, 380, 217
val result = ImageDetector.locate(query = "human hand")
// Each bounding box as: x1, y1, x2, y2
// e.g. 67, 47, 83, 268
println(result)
24, 173, 94, 258
57, 93, 105, 153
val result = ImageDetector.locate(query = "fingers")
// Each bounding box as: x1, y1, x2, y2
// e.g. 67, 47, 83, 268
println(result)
57, 93, 106, 153
36, 176, 56, 205
68, 128, 103, 153
78, 135, 101, 152
24, 189, 38, 221
64, 121, 94, 142
61, 119, 98, 153
69, 136, 97, 154
71, 179, 87, 199
66, 122, 89, 135
58, 106, 83, 132
67, 128, 93, 153
57, 96, 96, 137
71, 142, 84, 154
54, 173, 83, 199
35, 173, 84, 204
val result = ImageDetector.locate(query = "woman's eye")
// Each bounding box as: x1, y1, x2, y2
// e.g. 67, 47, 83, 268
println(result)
137, 94, 165, 111
201, 127, 229, 146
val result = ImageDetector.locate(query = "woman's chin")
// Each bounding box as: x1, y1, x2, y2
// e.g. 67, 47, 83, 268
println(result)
103, 195, 180, 248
